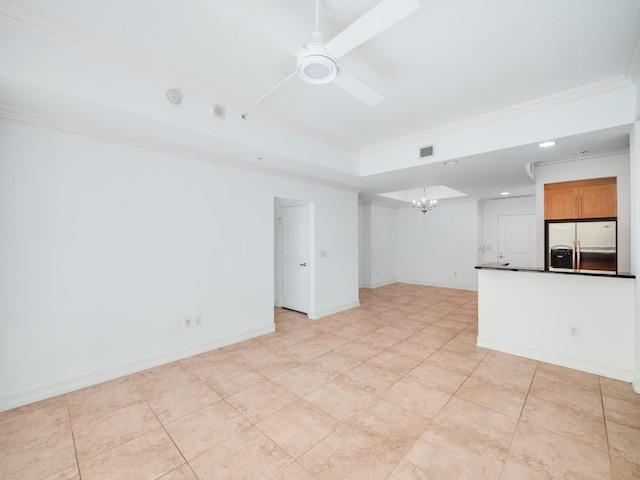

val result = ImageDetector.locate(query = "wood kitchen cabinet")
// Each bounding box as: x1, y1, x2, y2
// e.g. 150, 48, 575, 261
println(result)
544, 177, 616, 220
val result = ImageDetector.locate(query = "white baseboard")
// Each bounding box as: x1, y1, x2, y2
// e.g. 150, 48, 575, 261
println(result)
0, 325, 275, 413
359, 279, 397, 289
359, 280, 478, 291
396, 278, 478, 291
308, 301, 360, 320
477, 337, 634, 382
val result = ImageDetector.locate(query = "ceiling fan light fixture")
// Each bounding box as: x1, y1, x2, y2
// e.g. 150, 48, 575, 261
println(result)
304, 61, 330, 79
297, 44, 337, 84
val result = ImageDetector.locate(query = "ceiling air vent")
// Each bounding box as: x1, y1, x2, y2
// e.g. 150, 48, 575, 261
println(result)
419, 145, 434, 158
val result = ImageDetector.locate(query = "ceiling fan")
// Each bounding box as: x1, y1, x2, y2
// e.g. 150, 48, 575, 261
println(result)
217, 0, 421, 107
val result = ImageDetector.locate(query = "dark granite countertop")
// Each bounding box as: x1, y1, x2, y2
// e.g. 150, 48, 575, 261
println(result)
475, 262, 635, 279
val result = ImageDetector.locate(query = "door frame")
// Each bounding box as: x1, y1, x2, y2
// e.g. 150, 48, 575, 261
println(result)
274, 197, 314, 316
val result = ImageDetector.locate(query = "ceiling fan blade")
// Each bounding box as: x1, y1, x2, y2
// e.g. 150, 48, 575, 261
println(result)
215, 1, 302, 57
256, 71, 298, 105
326, 0, 420, 59
333, 70, 385, 107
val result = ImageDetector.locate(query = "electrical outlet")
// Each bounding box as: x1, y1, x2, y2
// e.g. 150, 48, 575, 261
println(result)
185, 318, 192, 328
196, 315, 202, 326
570, 326, 579, 337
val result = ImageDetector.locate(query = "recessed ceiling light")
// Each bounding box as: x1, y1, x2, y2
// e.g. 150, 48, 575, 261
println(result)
211, 104, 225, 119
501, 192, 510, 196
443, 160, 458, 165
538, 141, 556, 148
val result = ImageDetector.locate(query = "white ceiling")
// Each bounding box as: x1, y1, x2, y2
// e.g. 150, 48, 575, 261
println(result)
1, 0, 639, 202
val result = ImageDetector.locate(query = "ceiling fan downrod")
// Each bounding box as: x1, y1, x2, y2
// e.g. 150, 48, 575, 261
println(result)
296, 0, 337, 84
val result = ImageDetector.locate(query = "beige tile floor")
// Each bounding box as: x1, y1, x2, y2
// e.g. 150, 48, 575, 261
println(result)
1, 283, 639, 479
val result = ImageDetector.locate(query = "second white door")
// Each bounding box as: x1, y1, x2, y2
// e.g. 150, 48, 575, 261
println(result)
279, 203, 310, 313
497, 214, 536, 267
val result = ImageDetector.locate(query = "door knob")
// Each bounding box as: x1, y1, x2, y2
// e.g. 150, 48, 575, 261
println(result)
300, 263, 307, 267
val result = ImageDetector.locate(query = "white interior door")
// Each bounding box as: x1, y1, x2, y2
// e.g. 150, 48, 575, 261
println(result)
497, 214, 536, 267
279, 203, 310, 313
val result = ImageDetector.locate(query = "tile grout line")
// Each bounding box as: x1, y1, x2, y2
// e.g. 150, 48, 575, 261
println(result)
135, 377, 193, 480
496, 360, 541, 479
64, 393, 83, 480
599, 375, 614, 473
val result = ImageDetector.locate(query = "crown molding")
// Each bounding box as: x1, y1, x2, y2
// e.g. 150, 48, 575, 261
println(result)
361, 196, 481, 209
487, 194, 535, 201
395, 196, 481, 209
358, 200, 401, 208
0, 104, 362, 193
362, 76, 633, 155
0, 0, 359, 155
534, 147, 630, 168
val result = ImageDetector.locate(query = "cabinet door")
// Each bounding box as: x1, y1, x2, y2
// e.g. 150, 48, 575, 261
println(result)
545, 187, 577, 220
579, 184, 617, 218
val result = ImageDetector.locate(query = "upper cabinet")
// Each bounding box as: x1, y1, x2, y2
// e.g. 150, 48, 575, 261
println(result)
544, 177, 617, 220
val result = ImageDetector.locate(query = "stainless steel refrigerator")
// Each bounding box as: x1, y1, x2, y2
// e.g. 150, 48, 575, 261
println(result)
546, 220, 617, 273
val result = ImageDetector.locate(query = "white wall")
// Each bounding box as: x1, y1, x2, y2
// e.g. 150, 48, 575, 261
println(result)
0, 118, 359, 410
311, 190, 360, 317
534, 152, 631, 272
358, 204, 371, 287
478, 269, 635, 381
396, 201, 479, 290
359, 197, 539, 291
631, 121, 640, 392
371, 204, 398, 287
633, 81, 640, 393
358, 203, 397, 288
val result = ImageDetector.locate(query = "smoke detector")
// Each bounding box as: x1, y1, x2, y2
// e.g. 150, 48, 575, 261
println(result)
166, 88, 182, 105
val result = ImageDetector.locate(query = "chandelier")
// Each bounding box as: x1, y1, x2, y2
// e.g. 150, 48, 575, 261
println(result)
413, 187, 437, 214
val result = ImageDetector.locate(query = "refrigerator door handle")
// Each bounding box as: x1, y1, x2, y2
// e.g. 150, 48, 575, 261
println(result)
576, 240, 581, 270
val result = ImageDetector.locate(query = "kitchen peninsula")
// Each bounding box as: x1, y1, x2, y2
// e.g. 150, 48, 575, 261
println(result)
475, 263, 635, 381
